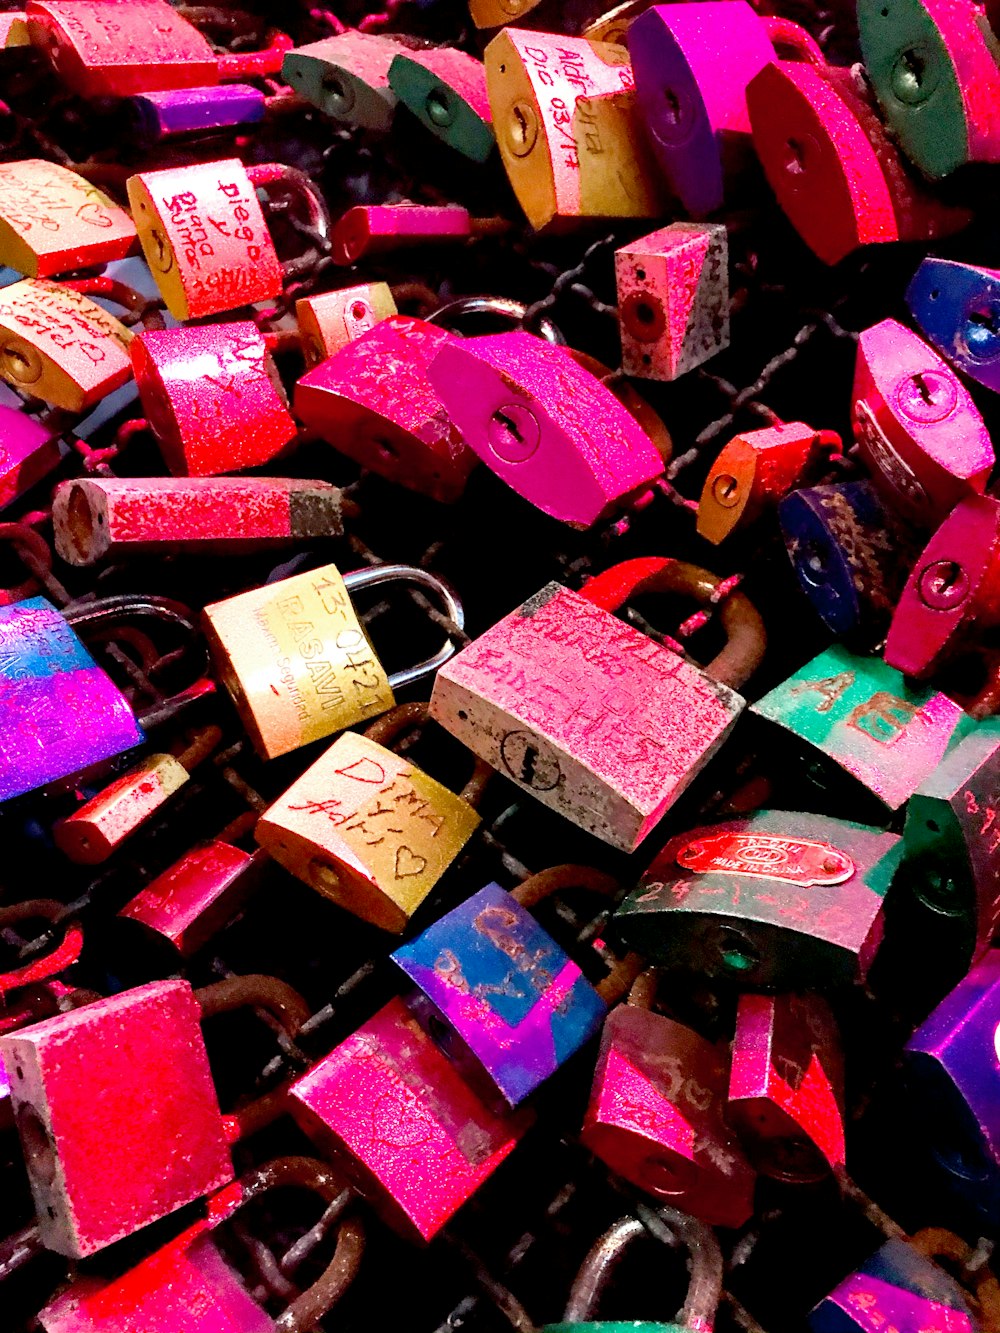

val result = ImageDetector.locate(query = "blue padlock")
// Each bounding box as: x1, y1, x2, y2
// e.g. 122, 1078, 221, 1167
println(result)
908, 257, 1000, 393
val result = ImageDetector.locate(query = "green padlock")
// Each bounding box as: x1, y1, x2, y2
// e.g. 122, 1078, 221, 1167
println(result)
542, 1207, 722, 1333
750, 644, 973, 821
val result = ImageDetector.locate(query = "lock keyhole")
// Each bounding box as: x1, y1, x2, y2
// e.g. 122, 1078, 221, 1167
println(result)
784, 138, 807, 175
966, 306, 1000, 359
711, 473, 740, 508
800, 542, 830, 587
663, 87, 682, 126
1, 341, 42, 385
891, 46, 934, 104
918, 557, 969, 609
426, 89, 455, 127
519, 743, 539, 785
488, 402, 541, 462
506, 101, 538, 157
895, 368, 956, 422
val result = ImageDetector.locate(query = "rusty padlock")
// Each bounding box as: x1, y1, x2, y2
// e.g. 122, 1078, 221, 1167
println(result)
430, 558, 764, 852
0, 160, 136, 278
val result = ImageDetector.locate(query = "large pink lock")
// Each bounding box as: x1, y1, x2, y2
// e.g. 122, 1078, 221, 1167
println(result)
852, 318, 992, 527
427, 331, 665, 527
746, 60, 970, 264
131, 322, 298, 476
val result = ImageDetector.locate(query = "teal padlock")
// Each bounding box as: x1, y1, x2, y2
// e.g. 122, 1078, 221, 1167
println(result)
542, 1208, 722, 1333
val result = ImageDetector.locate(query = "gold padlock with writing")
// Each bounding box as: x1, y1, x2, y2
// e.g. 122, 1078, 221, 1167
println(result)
0, 160, 136, 278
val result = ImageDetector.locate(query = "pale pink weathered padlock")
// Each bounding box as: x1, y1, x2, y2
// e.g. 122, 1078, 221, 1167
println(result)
427, 332, 665, 527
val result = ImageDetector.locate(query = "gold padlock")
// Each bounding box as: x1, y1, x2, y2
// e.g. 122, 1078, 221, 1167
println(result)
256, 702, 487, 931
0, 159, 136, 278
296, 282, 398, 368
203, 562, 463, 760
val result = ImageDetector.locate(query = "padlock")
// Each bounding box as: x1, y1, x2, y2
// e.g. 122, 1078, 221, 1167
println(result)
25, 0, 290, 98
427, 332, 664, 527
430, 558, 764, 852
330, 204, 502, 266
858, 0, 1000, 179
809, 1236, 978, 1333
127, 83, 269, 144
750, 644, 971, 817
779, 481, 912, 643
1, 13, 28, 46
52, 477, 350, 566
484, 29, 668, 230
746, 60, 970, 265
542, 1209, 724, 1331
852, 319, 992, 526
130, 322, 298, 476
118, 835, 267, 960
393, 866, 633, 1107
616, 223, 729, 382
388, 48, 495, 161
0, 279, 132, 413
699, 421, 827, 545
281, 31, 408, 130
0, 595, 143, 804
38, 1156, 365, 1333
256, 702, 486, 932
0, 160, 136, 278
0, 973, 310, 1257
727, 992, 846, 1181
614, 810, 903, 989
469, 0, 543, 31
896, 717, 1000, 969
885, 494, 1000, 677
296, 282, 398, 367
127, 158, 329, 321
907, 257, 1000, 392
203, 561, 462, 760
294, 314, 476, 504
290, 995, 532, 1242
580, 972, 756, 1226
52, 726, 222, 864
0, 405, 63, 510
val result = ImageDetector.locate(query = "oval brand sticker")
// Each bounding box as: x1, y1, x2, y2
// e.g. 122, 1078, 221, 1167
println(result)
676, 832, 855, 887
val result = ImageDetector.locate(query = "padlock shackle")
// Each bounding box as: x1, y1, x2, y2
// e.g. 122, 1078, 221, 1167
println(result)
342, 563, 465, 690
246, 163, 333, 261
581, 558, 766, 690
195, 972, 311, 1038
216, 29, 294, 80
0, 900, 83, 999
363, 701, 492, 808
909, 1229, 1000, 1331
59, 277, 162, 331
761, 16, 825, 65
426, 295, 566, 346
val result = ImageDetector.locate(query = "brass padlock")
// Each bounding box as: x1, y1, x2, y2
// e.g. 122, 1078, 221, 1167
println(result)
0, 160, 136, 278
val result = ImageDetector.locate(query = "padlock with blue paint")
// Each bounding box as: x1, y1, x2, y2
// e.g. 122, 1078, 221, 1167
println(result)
908, 257, 1000, 393
810, 1236, 978, 1333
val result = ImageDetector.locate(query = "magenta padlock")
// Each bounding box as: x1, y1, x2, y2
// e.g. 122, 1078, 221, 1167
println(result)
0, 405, 63, 509
885, 494, 1000, 677
852, 319, 993, 527
295, 315, 475, 503
427, 332, 664, 527
746, 60, 970, 265
131, 322, 298, 477
630, 3, 818, 216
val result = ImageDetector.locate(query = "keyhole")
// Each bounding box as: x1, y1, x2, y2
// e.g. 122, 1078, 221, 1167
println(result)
784, 138, 807, 174
913, 372, 938, 405
663, 87, 682, 126
711, 473, 740, 507
506, 101, 538, 157
918, 557, 968, 609
632, 301, 656, 326
969, 309, 1000, 335
892, 46, 930, 103
800, 542, 829, 587
426, 89, 454, 126
519, 744, 539, 785
488, 403, 540, 462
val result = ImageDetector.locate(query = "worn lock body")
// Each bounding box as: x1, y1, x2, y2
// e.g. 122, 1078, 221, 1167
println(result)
885, 494, 1000, 676
430, 582, 744, 852
809, 1239, 976, 1333
290, 996, 530, 1242
727, 992, 846, 1181
0, 279, 132, 413
616, 223, 729, 382
388, 49, 494, 162
0, 596, 142, 803
128, 84, 268, 144
779, 481, 907, 643
0, 979, 231, 1257
203, 563, 394, 760
852, 319, 992, 526
615, 810, 902, 989
296, 283, 398, 367
907, 258, 1000, 392
0, 406, 63, 509
119, 841, 264, 958
630, 2, 776, 217
281, 31, 402, 130
750, 644, 971, 816
127, 159, 283, 321
294, 315, 474, 504
582, 1004, 756, 1227
700, 421, 819, 545
485, 29, 666, 230
25, 0, 218, 97
52, 476, 346, 565
428, 332, 664, 527
858, 0, 1000, 179
746, 61, 969, 265
53, 753, 189, 864
0, 160, 136, 278
131, 323, 297, 477
392, 882, 606, 1106
331, 204, 475, 266
256, 731, 480, 932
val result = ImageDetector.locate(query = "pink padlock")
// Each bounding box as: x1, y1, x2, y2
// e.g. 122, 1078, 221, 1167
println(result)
852, 318, 993, 526
427, 331, 665, 527
885, 494, 1000, 677
294, 314, 475, 503
746, 60, 970, 264
131, 322, 298, 477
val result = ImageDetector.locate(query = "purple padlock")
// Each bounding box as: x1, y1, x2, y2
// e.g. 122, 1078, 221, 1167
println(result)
128, 84, 267, 143
810, 1242, 975, 1333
